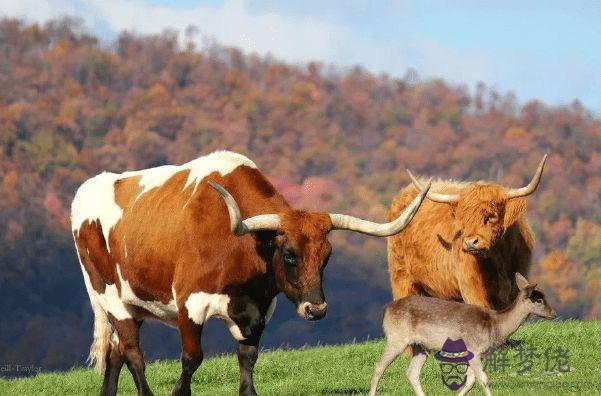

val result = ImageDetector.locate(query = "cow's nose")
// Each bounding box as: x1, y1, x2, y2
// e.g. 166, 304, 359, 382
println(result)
305, 302, 327, 320
463, 236, 480, 251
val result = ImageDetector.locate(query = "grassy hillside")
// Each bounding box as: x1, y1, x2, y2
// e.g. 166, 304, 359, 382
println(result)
1, 320, 599, 395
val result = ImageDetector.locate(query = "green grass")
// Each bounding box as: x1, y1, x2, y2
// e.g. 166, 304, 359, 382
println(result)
2, 321, 599, 395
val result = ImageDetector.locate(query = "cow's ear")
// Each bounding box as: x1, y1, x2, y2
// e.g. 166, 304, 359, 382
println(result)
504, 198, 526, 226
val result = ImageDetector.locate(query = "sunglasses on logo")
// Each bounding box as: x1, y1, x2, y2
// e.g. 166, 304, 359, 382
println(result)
440, 362, 469, 374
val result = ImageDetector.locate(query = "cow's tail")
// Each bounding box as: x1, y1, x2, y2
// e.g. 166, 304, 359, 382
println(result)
88, 298, 112, 374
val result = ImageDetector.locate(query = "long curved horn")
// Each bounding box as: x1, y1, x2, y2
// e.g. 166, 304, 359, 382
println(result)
506, 154, 548, 199
406, 169, 460, 203
208, 181, 280, 235
329, 181, 431, 237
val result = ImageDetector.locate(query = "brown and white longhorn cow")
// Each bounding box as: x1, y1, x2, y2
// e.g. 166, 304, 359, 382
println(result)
71, 151, 429, 396
387, 155, 547, 310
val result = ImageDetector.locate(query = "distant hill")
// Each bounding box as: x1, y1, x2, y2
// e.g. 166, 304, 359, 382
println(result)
0, 18, 599, 376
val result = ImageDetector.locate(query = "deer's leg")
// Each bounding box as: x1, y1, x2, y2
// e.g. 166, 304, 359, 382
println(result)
406, 345, 427, 396
470, 356, 492, 396
369, 342, 406, 396
100, 334, 124, 396
457, 366, 476, 396
172, 312, 203, 396
109, 316, 153, 396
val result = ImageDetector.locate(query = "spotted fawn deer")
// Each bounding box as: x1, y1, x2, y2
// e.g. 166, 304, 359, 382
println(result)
369, 273, 556, 396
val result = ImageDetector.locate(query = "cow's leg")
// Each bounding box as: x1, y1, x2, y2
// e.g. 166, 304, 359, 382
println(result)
458, 259, 492, 308
110, 317, 153, 396
172, 314, 203, 396
389, 266, 417, 355
100, 337, 124, 396
389, 266, 419, 356
388, 251, 415, 300
390, 272, 416, 300
237, 327, 264, 396
496, 274, 513, 309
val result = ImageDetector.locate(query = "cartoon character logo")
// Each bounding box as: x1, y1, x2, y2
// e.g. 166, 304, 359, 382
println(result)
434, 338, 474, 391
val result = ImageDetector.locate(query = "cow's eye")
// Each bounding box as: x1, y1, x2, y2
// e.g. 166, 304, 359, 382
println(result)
536, 298, 543, 304
485, 213, 498, 224
283, 250, 297, 266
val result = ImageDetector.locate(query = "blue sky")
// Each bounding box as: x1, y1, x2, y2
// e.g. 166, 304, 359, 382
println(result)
2, 0, 600, 112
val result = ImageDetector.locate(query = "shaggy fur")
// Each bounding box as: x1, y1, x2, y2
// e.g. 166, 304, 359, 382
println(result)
387, 178, 534, 309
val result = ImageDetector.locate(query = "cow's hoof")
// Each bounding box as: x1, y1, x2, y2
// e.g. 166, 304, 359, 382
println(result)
171, 383, 191, 396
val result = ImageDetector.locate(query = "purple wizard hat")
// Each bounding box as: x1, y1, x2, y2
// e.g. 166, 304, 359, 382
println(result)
434, 338, 474, 363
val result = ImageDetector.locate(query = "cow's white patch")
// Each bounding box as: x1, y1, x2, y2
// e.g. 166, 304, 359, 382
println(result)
76, 243, 95, 303
70, 151, 256, 252
99, 283, 132, 321
116, 265, 178, 324
78, 260, 132, 321
71, 172, 124, 251
110, 331, 120, 348
183, 151, 257, 195
265, 297, 277, 323
137, 165, 181, 197
74, 243, 128, 320
225, 321, 245, 341
184, 291, 247, 341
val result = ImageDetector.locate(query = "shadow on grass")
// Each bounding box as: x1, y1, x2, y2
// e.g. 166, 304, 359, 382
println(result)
320, 388, 368, 395
505, 339, 525, 348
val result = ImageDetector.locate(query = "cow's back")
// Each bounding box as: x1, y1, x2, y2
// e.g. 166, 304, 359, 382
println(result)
71, 151, 259, 239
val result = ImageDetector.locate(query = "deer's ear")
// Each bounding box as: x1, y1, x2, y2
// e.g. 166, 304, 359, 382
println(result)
515, 272, 530, 291
524, 284, 537, 297
504, 198, 526, 226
